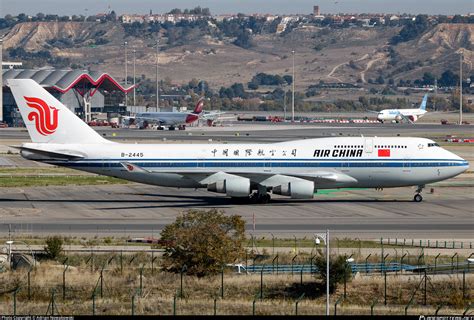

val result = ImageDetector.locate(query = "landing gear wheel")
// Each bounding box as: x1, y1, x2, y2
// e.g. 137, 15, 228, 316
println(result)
414, 194, 423, 202
169, 126, 176, 131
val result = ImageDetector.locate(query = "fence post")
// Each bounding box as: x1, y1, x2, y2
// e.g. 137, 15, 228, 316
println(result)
50, 289, 56, 316
370, 299, 377, 316
295, 293, 305, 316
91, 250, 94, 273
334, 295, 344, 316
139, 264, 144, 297
462, 270, 466, 299
260, 264, 265, 300
435, 303, 445, 315
400, 253, 407, 275
13, 287, 19, 316
463, 303, 474, 316
180, 265, 186, 299
365, 254, 371, 274
434, 253, 441, 275
221, 265, 224, 299
173, 294, 177, 315
214, 298, 217, 316
151, 255, 157, 276
120, 250, 123, 274
300, 265, 304, 285
451, 253, 458, 273
63, 262, 69, 301
271, 233, 275, 256
252, 299, 256, 316
291, 255, 298, 276
92, 291, 96, 315
131, 293, 136, 316
309, 255, 316, 275
272, 255, 279, 275
405, 296, 414, 315
423, 269, 427, 305
384, 271, 387, 305
27, 268, 31, 301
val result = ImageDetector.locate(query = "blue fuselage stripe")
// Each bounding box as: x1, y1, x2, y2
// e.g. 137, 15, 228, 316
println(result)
49, 159, 469, 169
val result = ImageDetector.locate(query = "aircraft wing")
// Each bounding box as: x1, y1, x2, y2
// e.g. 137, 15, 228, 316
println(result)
119, 163, 357, 188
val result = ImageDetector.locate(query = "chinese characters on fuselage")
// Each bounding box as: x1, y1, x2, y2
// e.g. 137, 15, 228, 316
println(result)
210, 149, 297, 157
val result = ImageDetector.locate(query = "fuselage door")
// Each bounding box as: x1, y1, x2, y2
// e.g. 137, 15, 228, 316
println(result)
365, 138, 374, 153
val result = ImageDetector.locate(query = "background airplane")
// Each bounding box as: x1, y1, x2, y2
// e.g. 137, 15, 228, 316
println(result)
8, 79, 469, 204
371, 94, 428, 124
127, 98, 205, 130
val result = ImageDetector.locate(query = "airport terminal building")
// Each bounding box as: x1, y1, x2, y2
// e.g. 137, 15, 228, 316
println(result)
1, 69, 134, 126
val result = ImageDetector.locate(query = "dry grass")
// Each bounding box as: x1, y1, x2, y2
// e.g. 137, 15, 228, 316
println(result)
0, 258, 472, 315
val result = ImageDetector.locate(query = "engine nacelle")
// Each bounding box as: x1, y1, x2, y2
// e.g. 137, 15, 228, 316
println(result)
207, 177, 250, 197
395, 114, 402, 122
273, 180, 315, 199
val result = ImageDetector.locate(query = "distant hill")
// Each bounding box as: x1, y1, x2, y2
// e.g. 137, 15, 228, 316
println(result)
1, 21, 472, 89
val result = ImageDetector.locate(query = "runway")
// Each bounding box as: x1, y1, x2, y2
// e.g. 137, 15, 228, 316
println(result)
1, 183, 472, 239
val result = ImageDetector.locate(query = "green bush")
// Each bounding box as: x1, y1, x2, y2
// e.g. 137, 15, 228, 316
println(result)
314, 252, 352, 293
160, 209, 245, 276
44, 236, 63, 260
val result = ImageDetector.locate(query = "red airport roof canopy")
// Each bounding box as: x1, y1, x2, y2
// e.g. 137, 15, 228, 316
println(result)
2, 69, 134, 96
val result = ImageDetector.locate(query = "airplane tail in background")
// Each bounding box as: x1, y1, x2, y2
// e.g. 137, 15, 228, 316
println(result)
192, 97, 205, 114
8, 79, 109, 144
419, 93, 428, 111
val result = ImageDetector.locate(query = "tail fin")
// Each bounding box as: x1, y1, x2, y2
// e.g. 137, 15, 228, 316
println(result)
192, 97, 205, 114
7, 79, 108, 144
419, 93, 428, 111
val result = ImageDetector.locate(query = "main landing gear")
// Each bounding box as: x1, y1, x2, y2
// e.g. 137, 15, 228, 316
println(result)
250, 192, 271, 204
414, 185, 424, 202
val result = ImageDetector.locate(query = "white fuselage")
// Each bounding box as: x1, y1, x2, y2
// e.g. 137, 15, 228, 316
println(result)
22, 137, 468, 191
377, 109, 427, 123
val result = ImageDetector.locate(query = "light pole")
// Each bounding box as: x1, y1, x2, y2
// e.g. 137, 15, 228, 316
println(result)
133, 48, 136, 106
291, 50, 295, 122
459, 50, 463, 125
155, 39, 160, 110
124, 41, 128, 106
315, 230, 330, 316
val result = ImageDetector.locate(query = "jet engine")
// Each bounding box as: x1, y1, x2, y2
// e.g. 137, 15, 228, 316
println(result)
273, 180, 315, 199
395, 114, 402, 122
207, 177, 251, 197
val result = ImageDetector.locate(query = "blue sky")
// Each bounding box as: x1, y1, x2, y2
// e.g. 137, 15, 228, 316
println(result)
2, 0, 473, 16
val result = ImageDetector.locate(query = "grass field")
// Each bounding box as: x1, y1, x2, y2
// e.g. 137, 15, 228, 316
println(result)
0, 256, 472, 315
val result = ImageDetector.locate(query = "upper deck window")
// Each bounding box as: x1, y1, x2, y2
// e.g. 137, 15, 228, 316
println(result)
428, 143, 440, 147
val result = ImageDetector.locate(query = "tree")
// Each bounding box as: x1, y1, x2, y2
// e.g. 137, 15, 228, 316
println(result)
376, 75, 385, 84
44, 236, 63, 260
160, 209, 246, 276
314, 253, 352, 293
438, 70, 459, 87
233, 28, 253, 49
422, 72, 436, 86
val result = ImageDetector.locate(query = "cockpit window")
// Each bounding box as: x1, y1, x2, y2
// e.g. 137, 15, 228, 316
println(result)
428, 143, 440, 147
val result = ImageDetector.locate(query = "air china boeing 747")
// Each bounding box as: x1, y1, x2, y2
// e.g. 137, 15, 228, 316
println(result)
8, 79, 469, 203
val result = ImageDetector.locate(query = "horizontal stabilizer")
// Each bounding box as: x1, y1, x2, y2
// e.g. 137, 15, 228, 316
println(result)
12, 146, 85, 160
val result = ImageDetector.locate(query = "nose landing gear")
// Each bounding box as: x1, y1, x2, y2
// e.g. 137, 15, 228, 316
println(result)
414, 185, 425, 202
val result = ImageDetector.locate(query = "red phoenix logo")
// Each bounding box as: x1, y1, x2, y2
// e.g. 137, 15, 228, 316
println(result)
24, 96, 59, 136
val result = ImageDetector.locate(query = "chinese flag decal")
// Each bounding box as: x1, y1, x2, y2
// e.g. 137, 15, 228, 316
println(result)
378, 149, 390, 157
